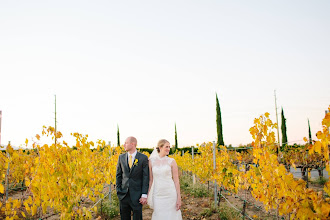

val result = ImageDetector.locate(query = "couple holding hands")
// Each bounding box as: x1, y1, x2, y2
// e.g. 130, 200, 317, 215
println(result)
116, 136, 182, 220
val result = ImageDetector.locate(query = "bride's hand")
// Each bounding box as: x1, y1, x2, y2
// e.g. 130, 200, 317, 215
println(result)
176, 198, 181, 211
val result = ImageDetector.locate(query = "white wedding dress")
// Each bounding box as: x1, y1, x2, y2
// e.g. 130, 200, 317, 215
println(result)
148, 152, 182, 220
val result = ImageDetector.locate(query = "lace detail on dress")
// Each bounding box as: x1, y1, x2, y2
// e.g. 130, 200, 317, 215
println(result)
150, 156, 174, 167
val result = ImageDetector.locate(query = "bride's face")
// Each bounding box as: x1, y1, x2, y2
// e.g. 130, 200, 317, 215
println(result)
160, 142, 171, 156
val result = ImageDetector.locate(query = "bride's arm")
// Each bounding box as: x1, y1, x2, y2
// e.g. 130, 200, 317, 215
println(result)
171, 160, 181, 211
147, 161, 153, 195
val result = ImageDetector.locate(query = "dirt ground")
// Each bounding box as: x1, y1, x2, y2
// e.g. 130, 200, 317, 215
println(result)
110, 190, 276, 220
111, 192, 217, 220
101, 179, 326, 220
3, 180, 325, 220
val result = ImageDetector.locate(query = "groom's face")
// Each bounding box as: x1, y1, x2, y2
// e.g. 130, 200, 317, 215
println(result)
124, 139, 134, 151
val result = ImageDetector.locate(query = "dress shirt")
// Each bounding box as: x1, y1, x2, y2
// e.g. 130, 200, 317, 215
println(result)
127, 150, 147, 199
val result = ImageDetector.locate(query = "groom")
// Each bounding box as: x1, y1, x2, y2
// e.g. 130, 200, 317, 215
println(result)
116, 136, 149, 220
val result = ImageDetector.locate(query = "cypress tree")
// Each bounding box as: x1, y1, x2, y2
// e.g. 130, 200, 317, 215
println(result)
117, 124, 120, 147
308, 119, 312, 144
174, 123, 178, 151
216, 93, 224, 146
281, 108, 288, 147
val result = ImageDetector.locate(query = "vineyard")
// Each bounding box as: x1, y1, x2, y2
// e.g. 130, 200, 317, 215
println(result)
173, 109, 330, 219
0, 127, 123, 219
1, 107, 330, 219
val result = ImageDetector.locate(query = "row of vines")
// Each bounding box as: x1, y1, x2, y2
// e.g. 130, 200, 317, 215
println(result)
1, 106, 329, 219
173, 107, 330, 219
0, 127, 124, 219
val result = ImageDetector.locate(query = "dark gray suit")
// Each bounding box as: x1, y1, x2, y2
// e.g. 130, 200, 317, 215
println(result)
116, 152, 149, 220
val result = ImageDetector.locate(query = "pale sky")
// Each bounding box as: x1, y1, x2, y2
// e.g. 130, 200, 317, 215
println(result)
0, 1, 329, 149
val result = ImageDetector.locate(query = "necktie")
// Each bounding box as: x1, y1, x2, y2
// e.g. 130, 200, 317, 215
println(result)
129, 155, 133, 168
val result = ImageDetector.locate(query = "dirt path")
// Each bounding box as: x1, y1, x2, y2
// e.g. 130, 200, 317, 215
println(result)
111, 191, 223, 220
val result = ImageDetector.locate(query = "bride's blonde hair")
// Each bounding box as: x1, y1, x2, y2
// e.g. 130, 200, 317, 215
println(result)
156, 139, 169, 153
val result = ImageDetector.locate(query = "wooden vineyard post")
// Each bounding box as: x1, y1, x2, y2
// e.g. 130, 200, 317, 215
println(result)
213, 141, 217, 207
54, 95, 57, 146
326, 110, 330, 134
108, 141, 112, 202
242, 200, 246, 220
242, 163, 247, 220
274, 90, 281, 161
5, 141, 10, 201
192, 146, 196, 185
218, 187, 222, 207
181, 150, 185, 175
100, 200, 103, 215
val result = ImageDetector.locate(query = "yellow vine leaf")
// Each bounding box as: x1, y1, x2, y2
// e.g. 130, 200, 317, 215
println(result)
31, 204, 37, 216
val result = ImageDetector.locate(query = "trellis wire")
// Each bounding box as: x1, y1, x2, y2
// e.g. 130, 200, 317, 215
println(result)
90, 190, 111, 210
219, 191, 254, 220
219, 186, 263, 211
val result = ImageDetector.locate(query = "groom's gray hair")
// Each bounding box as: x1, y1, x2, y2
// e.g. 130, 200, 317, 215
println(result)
127, 136, 137, 145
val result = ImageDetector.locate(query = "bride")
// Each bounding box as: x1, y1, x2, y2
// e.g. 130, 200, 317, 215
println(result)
147, 139, 182, 220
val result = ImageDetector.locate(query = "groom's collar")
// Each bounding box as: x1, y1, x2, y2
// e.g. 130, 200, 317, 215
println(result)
127, 150, 137, 157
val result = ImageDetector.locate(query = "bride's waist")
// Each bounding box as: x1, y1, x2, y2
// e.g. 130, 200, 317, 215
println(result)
154, 178, 173, 183
153, 179, 175, 186
153, 182, 176, 195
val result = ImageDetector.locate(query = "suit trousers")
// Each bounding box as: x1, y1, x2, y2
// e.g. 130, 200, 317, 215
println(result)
120, 190, 143, 220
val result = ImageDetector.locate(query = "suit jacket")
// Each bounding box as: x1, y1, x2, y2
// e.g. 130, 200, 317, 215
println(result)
116, 151, 149, 206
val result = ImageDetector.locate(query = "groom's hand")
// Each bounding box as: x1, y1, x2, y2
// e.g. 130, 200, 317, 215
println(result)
139, 197, 148, 205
